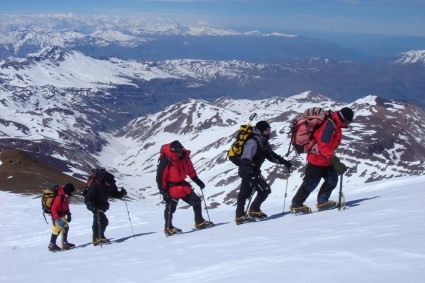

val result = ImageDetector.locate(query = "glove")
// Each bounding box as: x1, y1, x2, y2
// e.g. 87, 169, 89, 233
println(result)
56, 218, 66, 228
330, 156, 347, 175
159, 188, 171, 202
66, 212, 72, 223
278, 156, 292, 172
192, 176, 205, 190
120, 188, 127, 198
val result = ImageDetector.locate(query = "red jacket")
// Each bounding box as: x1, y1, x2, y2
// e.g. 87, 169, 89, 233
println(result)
51, 186, 71, 220
307, 111, 345, 166
157, 144, 197, 189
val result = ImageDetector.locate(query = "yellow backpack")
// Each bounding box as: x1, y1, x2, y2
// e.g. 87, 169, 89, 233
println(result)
227, 113, 257, 166
41, 185, 60, 215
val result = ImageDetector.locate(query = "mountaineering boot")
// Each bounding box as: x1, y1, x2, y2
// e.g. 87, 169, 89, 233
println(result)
48, 243, 62, 252
248, 210, 268, 221
62, 242, 76, 250
289, 205, 312, 215
235, 215, 255, 225
164, 227, 183, 236
93, 237, 111, 246
195, 221, 214, 230
316, 200, 338, 211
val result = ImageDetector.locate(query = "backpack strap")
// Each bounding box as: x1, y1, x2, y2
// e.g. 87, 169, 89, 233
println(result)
309, 117, 336, 154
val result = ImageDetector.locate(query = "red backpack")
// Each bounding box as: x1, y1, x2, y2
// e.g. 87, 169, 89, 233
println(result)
289, 107, 332, 155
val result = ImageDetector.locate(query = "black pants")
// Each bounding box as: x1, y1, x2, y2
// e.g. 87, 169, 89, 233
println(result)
164, 192, 204, 229
292, 163, 339, 207
92, 211, 109, 241
235, 177, 271, 218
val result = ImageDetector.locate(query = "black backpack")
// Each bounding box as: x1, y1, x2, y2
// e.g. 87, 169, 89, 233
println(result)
82, 168, 106, 196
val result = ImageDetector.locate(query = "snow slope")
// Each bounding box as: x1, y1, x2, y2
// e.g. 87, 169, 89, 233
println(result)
1, 175, 424, 282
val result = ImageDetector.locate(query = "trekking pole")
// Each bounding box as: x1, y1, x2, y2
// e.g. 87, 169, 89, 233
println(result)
200, 189, 211, 222
61, 227, 65, 251
338, 174, 345, 211
285, 120, 296, 157
123, 197, 135, 238
245, 188, 256, 216
282, 173, 290, 215
97, 209, 103, 248
285, 130, 293, 157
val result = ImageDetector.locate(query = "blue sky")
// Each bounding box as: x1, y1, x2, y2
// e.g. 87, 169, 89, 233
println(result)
1, 0, 425, 36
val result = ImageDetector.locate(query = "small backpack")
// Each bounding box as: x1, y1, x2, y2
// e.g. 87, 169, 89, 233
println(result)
289, 107, 332, 155
82, 168, 105, 196
227, 113, 257, 166
41, 185, 60, 215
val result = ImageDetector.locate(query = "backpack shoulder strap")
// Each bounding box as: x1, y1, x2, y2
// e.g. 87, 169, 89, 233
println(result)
310, 117, 337, 149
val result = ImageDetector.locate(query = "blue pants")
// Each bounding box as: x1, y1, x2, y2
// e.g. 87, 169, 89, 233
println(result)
292, 163, 339, 207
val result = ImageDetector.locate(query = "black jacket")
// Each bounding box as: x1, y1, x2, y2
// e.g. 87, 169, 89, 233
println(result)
84, 173, 123, 212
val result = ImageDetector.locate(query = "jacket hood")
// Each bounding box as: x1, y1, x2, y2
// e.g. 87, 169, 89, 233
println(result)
332, 111, 346, 128
162, 143, 191, 161
57, 186, 66, 196
252, 128, 269, 144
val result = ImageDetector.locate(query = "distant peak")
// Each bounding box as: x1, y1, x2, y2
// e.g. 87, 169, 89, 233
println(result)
288, 91, 333, 103
396, 50, 425, 64
28, 46, 76, 61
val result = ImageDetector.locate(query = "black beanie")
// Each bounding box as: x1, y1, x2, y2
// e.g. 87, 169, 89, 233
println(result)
339, 107, 354, 123
63, 183, 75, 195
255, 121, 271, 132
170, 140, 183, 153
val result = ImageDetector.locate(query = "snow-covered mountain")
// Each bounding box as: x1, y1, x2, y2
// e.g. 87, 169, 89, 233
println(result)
396, 50, 425, 64
1, 175, 424, 282
0, 14, 299, 61
99, 92, 425, 207
0, 46, 424, 198
3, 45, 425, 109
1, 16, 296, 51
0, 46, 267, 89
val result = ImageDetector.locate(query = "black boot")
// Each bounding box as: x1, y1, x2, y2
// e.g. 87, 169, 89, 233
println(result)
48, 234, 61, 251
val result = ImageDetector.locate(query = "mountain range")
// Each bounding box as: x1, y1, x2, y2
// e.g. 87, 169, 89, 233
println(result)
2, 17, 424, 107
1, 46, 425, 109
0, 19, 424, 205
1, 68, 425, 206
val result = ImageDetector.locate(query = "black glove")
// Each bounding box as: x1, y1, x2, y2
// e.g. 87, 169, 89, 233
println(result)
120, 188, 127, 198
192, 176, 205, 190
66, 212, 72, 223
159, 188, 171, 202
330, 156, 347, 175
278, 156, 292, 172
